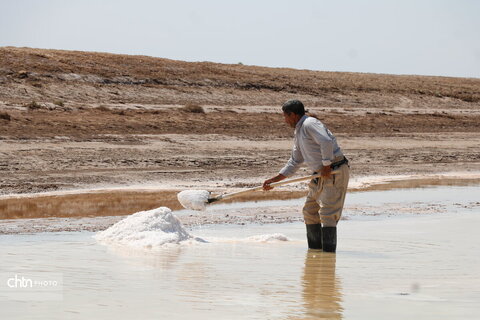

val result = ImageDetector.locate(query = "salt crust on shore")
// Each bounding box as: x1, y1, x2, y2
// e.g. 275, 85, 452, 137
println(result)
1, 172, 479, 201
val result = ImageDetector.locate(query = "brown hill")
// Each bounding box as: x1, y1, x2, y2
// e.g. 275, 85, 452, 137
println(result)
0, 46, 479, 139
1, 46, 479, 106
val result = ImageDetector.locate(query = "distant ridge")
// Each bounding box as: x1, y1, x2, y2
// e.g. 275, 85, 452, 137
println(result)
1, 46, 479, 106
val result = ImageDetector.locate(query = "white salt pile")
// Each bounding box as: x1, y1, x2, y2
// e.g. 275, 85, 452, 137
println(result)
95, 207, 197, 248
177, 190, 211, 211
246, 233, 290, 242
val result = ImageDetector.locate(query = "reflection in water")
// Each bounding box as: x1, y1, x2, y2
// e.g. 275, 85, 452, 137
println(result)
301, 251, 343, 320
103, 242, 184, 270
0, 190, 304, 219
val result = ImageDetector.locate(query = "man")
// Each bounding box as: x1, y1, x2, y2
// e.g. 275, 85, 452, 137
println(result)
263, 99, 349, 252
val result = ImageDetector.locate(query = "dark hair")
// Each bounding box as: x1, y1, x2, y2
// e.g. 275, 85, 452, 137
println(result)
282, 99, 305, 115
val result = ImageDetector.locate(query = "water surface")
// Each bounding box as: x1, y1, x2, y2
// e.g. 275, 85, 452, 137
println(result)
1, 185, 479, 319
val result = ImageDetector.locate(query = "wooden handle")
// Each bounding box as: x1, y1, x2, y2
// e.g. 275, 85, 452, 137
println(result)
214, 171, 337, 202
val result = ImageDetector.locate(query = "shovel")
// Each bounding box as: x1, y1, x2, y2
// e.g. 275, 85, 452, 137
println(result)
177, 171, 337, 211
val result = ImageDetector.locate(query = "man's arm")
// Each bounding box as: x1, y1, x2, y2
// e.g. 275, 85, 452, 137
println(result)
263, 174, 286, 191
306, 122, 334, 165
264, 142, 304, 191
305, 121, 335, 178
320, 164, 332, 179
278, 143, 304, 177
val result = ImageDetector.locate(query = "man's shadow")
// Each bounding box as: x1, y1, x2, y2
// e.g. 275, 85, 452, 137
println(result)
300, 250, 343, 319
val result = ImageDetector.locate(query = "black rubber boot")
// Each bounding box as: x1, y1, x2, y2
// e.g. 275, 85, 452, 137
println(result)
322, 227, 337, 252
306, 224, 322, 249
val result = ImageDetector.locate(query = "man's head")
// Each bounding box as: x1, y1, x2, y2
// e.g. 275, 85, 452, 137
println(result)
282, 99, 305, 128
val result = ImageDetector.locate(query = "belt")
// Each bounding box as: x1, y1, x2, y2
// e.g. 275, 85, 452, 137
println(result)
330, 156, 349, 170
313, 157, 349, 175
312, 157, 348, 184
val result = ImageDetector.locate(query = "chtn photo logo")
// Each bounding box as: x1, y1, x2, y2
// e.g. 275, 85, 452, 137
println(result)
7, 274, 33, 288
1, 272, 63, 301
6, 274, 59, 289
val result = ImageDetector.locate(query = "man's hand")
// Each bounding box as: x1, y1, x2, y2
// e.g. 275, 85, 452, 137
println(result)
320, 165, 332, 179
262, 174, 286, 191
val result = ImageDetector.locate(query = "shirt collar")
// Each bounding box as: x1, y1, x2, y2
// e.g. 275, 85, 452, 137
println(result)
295, 115, 308, 133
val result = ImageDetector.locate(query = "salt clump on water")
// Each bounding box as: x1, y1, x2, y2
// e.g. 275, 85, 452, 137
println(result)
95, 207, 196, 248
246, 233, 289, 242
177, 190, 210, 211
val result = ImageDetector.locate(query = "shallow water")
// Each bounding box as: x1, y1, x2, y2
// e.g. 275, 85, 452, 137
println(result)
176, 184, 480, 220
1, 185, 480, 319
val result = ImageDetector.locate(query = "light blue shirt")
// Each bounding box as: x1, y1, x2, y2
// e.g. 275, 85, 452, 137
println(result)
279, 115, 343, 177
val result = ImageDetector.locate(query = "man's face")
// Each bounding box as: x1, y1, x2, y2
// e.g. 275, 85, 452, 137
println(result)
283, 112, 298, 128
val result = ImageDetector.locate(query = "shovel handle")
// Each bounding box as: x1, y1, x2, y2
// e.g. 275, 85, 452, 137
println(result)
212, 171, 338, 202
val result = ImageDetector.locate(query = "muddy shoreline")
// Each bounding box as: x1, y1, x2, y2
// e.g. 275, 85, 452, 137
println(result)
1, 129, 479, 196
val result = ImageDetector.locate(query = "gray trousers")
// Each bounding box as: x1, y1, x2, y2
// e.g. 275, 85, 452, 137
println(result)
302, 162, 349, 227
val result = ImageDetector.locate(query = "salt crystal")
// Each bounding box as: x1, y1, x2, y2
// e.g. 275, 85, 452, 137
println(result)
246, 233, 290, 242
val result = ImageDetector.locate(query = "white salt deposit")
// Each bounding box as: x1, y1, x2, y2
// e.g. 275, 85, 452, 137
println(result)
245, 233, 290, 242
95, 207, 195, 248
177, 190, 211, 211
